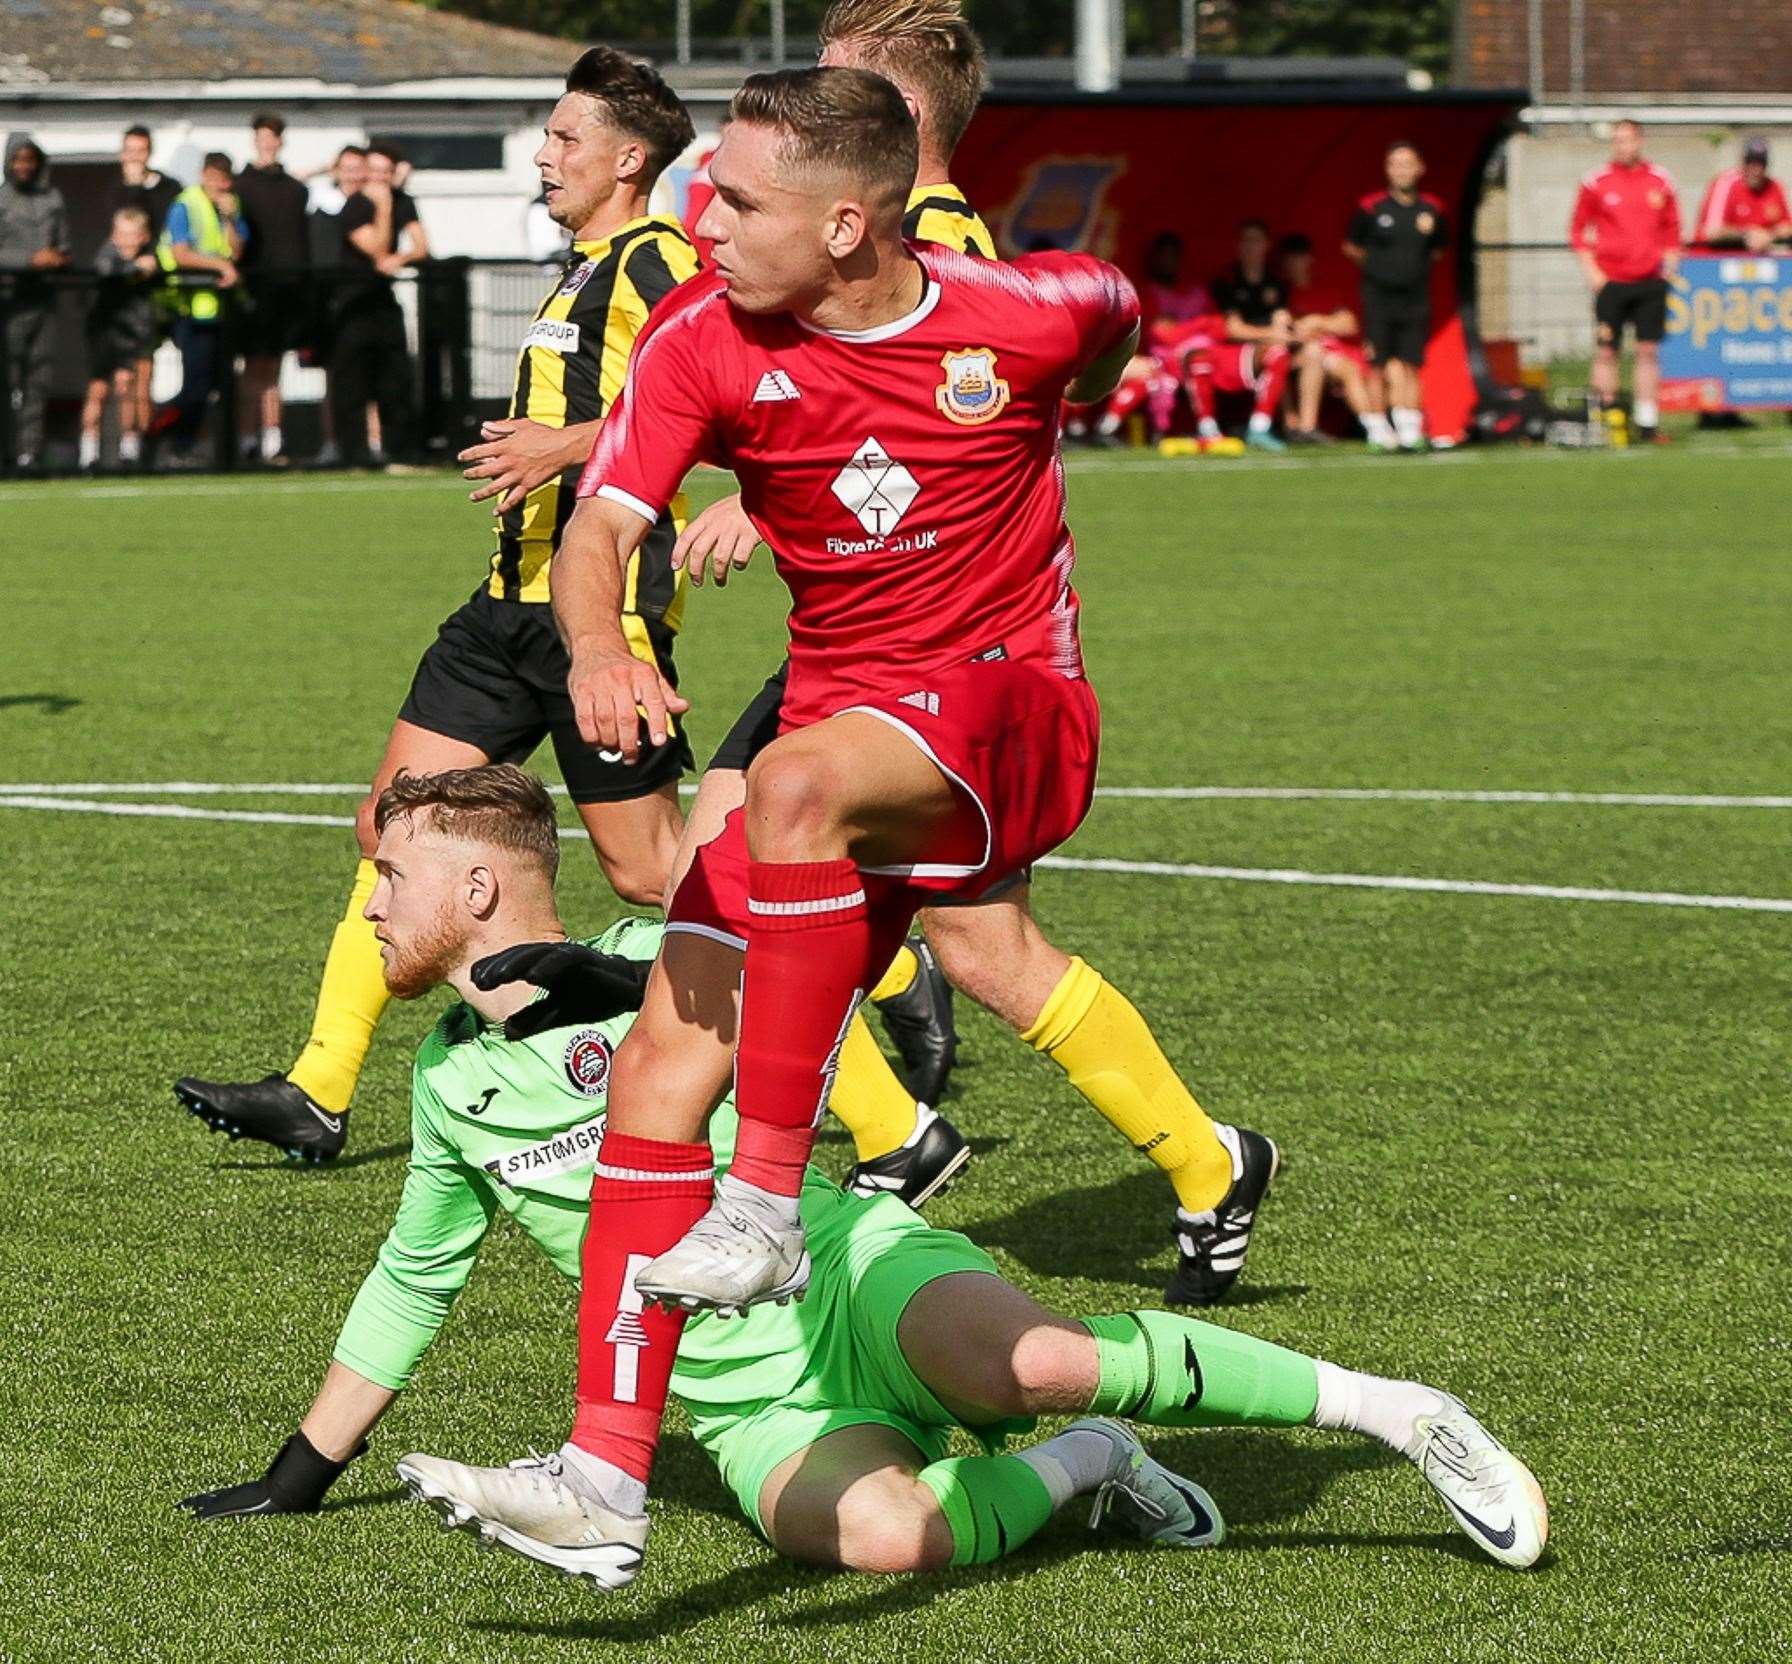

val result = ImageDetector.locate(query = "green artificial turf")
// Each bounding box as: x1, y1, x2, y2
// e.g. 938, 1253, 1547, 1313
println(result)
2, 441, 1789, 1663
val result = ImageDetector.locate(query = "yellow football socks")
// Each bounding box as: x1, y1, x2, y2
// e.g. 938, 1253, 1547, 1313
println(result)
869, 942, 921, 1005
827, 1009, 921, 1162
1021, 956, 1233, 1213
286, 860, 391, 1115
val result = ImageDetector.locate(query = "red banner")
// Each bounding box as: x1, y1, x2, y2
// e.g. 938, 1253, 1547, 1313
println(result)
952, 94, 1520, 441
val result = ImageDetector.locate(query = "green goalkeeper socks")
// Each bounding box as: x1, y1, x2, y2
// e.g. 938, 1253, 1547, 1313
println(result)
1082, 1310, 1320, 1428
916, 1455, 1057, 1567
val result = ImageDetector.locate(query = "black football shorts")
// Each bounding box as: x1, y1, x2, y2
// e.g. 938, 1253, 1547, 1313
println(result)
398, 586, 691, 803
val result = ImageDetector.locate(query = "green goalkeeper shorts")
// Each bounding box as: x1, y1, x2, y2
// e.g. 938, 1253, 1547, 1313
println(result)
674, 1193, 1031, 1538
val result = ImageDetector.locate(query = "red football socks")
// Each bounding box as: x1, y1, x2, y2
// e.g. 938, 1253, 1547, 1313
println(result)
731, 857, 876, 1197
570, 1130, 713, 1482
1254, 344, 1293, 415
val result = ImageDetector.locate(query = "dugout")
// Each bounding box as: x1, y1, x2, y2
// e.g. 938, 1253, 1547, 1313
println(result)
948, 81, 1526, 444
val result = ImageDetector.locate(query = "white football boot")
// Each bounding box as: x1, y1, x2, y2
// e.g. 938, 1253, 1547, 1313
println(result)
1078, 1418, 1226, 1549
1408, 1395, 1549, 1569
397, 1450, 649, 1590
634, 1180, 810, 1317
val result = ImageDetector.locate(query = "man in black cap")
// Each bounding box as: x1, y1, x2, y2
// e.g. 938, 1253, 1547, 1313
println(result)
1694, 138, 1791, 253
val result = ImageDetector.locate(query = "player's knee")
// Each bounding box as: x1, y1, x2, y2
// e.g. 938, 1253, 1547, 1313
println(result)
353, 793, 381, 859
1004, 1323, 1095, 1416
1635, 340, 1661, 362
744, 748, 849, 855
596, 849, 667, 909
834, 1475, 952, 1574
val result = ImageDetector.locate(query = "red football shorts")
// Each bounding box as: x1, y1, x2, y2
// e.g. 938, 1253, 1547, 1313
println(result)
668, 657, 1101, 946
1205, 344, 1260, 394
1318, 336, 1367, 371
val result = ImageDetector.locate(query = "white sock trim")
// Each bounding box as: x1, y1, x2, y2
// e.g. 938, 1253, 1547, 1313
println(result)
557, 1443, 648, 1517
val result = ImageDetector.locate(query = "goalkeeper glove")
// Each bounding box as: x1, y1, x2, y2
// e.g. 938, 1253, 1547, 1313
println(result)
470, 940, 651, 1041
177, 1431, 363, 1520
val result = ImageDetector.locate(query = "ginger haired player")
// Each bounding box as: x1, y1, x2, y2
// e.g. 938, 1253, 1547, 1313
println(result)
171, 765, 1547, 1586
672, 0, 1284, 1310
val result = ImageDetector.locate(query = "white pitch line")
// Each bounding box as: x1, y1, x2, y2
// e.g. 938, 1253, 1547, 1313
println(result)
1097, 786, 1792, 809
0, 477, 444, 505
5, 794, 1788, 915
0, 795, 357, 829
1036, 855, 1792, 914
6, 781, 1792, 809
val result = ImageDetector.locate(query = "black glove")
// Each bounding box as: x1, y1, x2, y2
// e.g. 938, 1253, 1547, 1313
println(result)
177, 1431, 362, 1520
471, 940, 651, 1041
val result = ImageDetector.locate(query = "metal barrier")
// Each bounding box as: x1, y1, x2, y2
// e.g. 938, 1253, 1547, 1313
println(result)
1474, 241, 1605, 367
0, 257, 572, 478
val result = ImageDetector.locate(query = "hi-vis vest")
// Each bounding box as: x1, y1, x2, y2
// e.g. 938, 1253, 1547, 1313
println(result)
157, 185, 232, 320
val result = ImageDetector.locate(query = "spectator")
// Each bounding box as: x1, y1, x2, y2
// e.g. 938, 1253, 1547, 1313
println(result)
1213, 219, 1292, 340
80, 206, 160, 470
1345, 142, 1449, 452
306, 144, 370, 465
235, 112, 311, 464
1060, 234, 1206, 445
330, 144, 427, 467
155, 151, 246, 465
1570, 118, 1681, 445
102, 126, 181, 438
1139, 230, 1212, 328
1694, 137, 1791, 253
104, 124, 181, 237
0, 136, 70, 470
1276, 232, 1383, 448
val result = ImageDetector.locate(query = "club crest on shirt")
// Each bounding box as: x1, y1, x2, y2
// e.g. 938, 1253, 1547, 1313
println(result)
936, 348, 1010, 425
1416, 211, 1436, 236
558, 258, 596, 295
563, 1030, 613, 1098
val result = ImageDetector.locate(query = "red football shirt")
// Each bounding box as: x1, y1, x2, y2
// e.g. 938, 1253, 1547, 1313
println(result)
579, 245, 1139, 729
1286, 284, 1357, 332
1570, 161, 1682, 282
1694, 169, 1792, 245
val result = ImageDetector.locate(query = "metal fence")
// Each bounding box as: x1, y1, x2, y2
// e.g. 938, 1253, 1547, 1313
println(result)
0, 258, 574, 477
1473, 241, 1601, 368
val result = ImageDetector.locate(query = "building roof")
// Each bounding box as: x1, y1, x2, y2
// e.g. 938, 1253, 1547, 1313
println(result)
0, 0, 577, 87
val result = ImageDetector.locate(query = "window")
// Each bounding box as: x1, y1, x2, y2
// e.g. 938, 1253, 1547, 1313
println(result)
368, 133, 505, 171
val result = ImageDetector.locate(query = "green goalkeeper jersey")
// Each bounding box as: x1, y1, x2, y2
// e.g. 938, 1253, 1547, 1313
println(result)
330, 916, 867, 1409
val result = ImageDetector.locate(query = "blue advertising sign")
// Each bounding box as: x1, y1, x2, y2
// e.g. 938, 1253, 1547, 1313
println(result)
1661, 254, 1792, 410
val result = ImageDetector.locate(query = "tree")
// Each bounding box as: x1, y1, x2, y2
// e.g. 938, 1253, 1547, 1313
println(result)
422, 0, 1455, 79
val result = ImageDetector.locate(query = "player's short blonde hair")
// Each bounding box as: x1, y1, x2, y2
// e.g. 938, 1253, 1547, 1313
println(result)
729, 66, 918, 217
374, 764, 561, 880
819, 0, 985, 157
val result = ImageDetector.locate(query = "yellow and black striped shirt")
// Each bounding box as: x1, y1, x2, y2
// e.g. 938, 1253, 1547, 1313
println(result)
488, 215, 701, 613
902, 181, 996, 259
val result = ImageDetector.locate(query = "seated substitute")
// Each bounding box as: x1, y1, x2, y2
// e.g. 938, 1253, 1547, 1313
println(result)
1275, 232, 1380, 448
178, 765, 1550, 1585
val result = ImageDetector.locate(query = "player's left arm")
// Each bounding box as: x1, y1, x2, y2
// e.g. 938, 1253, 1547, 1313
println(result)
178, 1073, 499, 1520
1066, 320, 1141, 404
1043, 253, 1143, 405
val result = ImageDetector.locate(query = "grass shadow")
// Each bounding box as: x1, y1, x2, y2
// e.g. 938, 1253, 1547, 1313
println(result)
0, 692, 81, 715
213, 1141, 410, 1173
322, 1485, 409, 1515
467, 1556, 830, 1645
959, 1167, 1297, 1299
